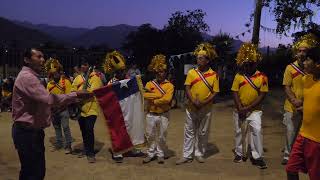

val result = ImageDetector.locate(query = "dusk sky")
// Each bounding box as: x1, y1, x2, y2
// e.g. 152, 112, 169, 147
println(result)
1, 0, 319, 47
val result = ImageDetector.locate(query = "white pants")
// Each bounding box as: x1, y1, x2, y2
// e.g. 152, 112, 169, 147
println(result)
233, 111, 263, 159
182, 108, 212, 158
282, 111, 302, 160
146, 113, 169, 158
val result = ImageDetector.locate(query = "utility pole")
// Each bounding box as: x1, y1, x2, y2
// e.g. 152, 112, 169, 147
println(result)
252, 0, 263, 45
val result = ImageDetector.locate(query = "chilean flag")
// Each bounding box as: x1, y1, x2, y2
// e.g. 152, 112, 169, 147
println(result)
93, 77, 145, 154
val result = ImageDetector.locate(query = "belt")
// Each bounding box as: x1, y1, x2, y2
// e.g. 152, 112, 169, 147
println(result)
148, 111, 169, 115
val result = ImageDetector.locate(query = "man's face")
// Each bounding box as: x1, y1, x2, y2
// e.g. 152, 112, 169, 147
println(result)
196, 55, 209, 68
297, 47, 308, 65
81, 63, 89, 73
74, 66, 80, 73
53, 71, 61, 82
24, 49, 45, 73
242, 61, 257, 74
156, 70, 166, 82
303, 57, 319, 74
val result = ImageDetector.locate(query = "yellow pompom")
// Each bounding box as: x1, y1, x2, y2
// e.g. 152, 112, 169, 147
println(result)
193, 42, 218, 60
235, 42, 262, 65
103, 51, 126, 74
293, 33, 319, 53
148, 54, 167, 72
44, 57, 63, 75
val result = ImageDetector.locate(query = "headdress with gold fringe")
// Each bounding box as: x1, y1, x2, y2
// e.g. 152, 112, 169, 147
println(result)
44, 57, 63, 77
235, 42, 262, 65
293, 33, 319, 53
103, 50, 126, 74
193, 42, 218, 60
148, 54, 167, 72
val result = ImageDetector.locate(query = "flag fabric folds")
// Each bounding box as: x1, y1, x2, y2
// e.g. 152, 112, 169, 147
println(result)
94, 76, 145, 154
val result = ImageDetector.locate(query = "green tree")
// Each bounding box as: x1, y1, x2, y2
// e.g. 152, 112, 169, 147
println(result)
210, 32, 234, 65
163, 9, 209, 54
264, 0, 320, 34
122, 24, 164, 68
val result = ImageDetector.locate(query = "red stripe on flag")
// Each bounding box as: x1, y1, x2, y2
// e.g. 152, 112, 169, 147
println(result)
94, 86, 133, 153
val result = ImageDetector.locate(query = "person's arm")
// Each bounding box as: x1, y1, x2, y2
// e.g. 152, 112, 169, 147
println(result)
19, 75, 90, 107
233, 91, 243, 111
241, 75, 268, 112
240, 92, 266, 112
185, 70, 199, 107
284, 85, 302, 107
200, 74, 219, 106
153, 84, 174, 105
186, 85, 200, 108
143, 82, 162, 100
201, 92, 217, 106
283, 65, 302, 107
231, 74, 242, 110
22, 78, 76, 106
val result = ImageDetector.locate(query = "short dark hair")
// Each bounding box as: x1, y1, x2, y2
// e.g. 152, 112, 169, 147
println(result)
23, 48, 40, 59
22, 48, 40, 66
306, 47, 320, 64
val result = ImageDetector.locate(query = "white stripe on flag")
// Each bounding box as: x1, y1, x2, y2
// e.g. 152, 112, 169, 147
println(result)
118, 90, 145, 146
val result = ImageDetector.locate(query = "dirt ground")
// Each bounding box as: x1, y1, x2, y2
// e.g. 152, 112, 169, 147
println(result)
0, 89, 308, 180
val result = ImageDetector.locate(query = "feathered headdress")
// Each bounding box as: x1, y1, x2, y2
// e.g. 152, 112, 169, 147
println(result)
235, 42, 262, 65
103, 50, 126, 74
193, 42, 218, 60
44, 57, 63, 75
148, 54, 167, 72
293, 33, 319, 52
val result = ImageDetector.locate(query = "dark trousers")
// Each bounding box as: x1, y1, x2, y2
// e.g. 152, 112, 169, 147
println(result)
78, 115, 96, 157
12, 123, 46, 180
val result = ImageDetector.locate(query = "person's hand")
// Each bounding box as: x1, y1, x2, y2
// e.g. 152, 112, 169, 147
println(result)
193, 94, 202, 109
76, 90, 94, 99
239, 106, 251, 117
296, 105, 303, 111
292, 98, 303, 108
144, 88, 151, 93
238, 111, 247, 121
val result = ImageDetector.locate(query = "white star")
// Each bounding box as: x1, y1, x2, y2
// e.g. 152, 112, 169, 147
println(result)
120, 79, 130, 88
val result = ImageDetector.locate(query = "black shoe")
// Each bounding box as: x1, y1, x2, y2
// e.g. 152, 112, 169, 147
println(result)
113, 156, 124, 163
142, 156, 156, 164
252, 158, 267, 169
157, 157, 164, 164
233, 155, 242, 163
124, 150, 145, 157
281, 158, 288, 165
77, 152, 85, 158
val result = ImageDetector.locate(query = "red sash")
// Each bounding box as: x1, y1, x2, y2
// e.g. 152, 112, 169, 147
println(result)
290, 63, 305, 78
151, 80, 166, 95
192, 68, 215, 94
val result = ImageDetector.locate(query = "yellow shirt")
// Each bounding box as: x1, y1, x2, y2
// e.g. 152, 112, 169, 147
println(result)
1, 90, 12, 97
283, 61, 305, 112
72, 72, 103, 117
47, 77, 72, 95
144, 80, 174, 114
231, 71, 268, 107
299, 75, 320, 143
